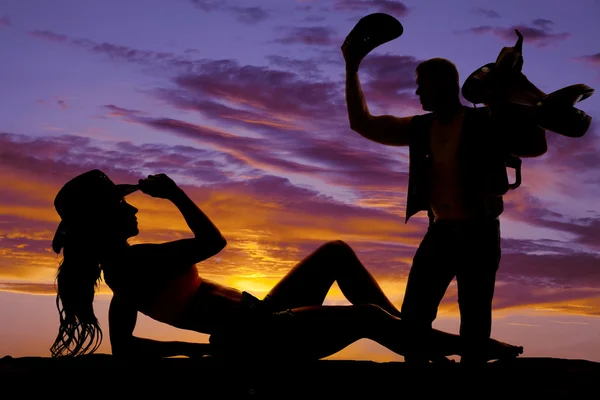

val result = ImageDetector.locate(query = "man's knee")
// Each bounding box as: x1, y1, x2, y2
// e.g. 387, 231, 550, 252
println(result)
401, 291, 440, 327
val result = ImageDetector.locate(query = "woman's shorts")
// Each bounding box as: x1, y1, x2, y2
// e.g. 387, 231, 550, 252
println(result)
208, 292, 295, 357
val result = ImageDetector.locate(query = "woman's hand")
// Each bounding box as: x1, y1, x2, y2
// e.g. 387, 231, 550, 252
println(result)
138, 173, 181, 200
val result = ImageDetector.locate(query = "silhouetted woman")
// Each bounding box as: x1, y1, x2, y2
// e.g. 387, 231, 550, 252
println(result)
50, 169, 522, 362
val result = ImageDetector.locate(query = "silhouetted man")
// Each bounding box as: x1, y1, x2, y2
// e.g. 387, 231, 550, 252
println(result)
342, 51, 547, 365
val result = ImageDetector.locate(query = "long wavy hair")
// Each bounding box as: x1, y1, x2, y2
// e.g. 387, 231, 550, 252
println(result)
50, 229, 104, 358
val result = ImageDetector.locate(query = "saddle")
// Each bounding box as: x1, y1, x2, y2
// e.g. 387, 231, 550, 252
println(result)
462, 29, 594, 138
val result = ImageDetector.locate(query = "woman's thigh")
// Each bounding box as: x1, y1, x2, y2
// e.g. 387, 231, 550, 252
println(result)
264, 241, 348, 310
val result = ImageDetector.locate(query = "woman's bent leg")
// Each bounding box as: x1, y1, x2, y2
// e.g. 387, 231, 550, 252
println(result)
266, 241, 400, 316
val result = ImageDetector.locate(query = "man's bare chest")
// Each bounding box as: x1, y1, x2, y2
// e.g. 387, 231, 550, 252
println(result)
429, 117, 464, 162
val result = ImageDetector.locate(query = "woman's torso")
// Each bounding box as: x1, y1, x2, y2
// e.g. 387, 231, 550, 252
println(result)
102, 248, 246, 335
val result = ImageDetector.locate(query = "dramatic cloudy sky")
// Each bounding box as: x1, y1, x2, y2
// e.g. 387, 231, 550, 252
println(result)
1, 0, 599, 361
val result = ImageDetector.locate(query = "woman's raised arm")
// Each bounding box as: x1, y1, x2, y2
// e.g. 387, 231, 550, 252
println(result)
136, 174, 227, 265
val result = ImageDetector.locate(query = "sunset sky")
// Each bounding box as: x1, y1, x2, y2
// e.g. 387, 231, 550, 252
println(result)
1, 0, 599, 362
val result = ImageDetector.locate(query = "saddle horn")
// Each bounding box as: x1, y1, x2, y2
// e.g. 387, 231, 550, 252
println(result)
514, 29, 523, 52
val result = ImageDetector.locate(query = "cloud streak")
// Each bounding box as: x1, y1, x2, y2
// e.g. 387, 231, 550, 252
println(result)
333, 0, 410, 17
273, 26, 339, 46
455, 19, 570, 47
0, 15, 10, 28
472, 7, 501, 18
575, 52, 600, 67
189, 0, 270, 24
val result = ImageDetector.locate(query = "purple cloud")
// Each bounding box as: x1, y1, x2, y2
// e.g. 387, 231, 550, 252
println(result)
29, 30, 196, 70
472, 7, 501, 18
55, 97, 68, 110
0, 131, 231, 186
189, 0, 220, 11
104, 104, 145, 117
334, 0, 410, 17
232, 6, 269, 24
455, 19, 570, 47
31, 33, 422, 191
189, 0, 269, 24
105, 103, 410, 192
265, 55, 325, 78
358, 53, 423, 112
574, 52, 600, 67
26, 30, 417, 192
34, 97, 70, 110
0, 15, 10, 28
171, 60, 344, 121
274, 26, 339, 46
28, 30, 69, 43
532, 18, 554, 30
500, 249, 600, 288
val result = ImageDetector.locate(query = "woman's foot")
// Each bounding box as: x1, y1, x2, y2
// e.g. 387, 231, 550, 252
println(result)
487, 338, 523, 361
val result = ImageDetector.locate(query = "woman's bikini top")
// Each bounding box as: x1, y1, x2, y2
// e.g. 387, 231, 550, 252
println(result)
143, 264, 202, 325
104, 262, 202, 326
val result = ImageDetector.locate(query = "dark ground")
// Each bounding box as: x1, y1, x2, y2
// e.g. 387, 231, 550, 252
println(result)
1, 354, 599, 397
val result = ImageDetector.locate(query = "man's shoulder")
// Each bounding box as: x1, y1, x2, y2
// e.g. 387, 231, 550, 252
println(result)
408, 112, 434, 142
410, 112, 434, 126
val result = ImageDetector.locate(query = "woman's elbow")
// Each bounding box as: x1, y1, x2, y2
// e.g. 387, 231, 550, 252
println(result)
211, 236, 227, 255
110, 336, 136, 357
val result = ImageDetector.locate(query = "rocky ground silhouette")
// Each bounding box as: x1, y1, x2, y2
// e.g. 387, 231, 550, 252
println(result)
1, 354, 599, 397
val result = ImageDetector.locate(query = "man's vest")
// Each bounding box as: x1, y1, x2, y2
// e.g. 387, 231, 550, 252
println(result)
405, 106, 511, 223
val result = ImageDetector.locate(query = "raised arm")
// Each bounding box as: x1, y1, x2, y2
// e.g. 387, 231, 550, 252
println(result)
134, 174, 226, 267
168, 185, 226, 247
109, 294, 208, 358
345, 68, 413, 146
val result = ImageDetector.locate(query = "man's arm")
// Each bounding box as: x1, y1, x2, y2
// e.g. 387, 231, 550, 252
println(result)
108, 294, 208, 358
345, 68, 413, 146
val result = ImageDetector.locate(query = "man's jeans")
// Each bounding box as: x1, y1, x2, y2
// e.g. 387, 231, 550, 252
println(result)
400, 217, 501, 364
